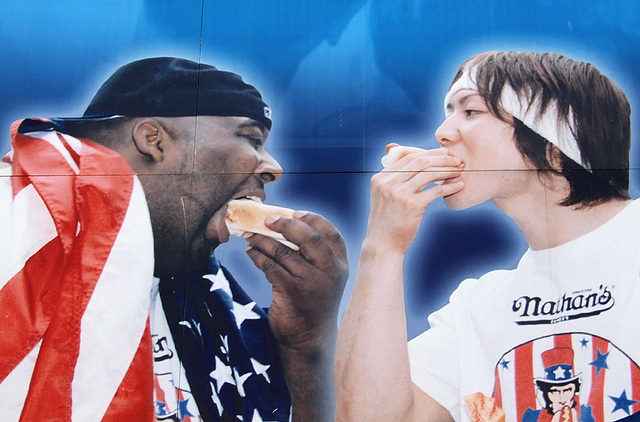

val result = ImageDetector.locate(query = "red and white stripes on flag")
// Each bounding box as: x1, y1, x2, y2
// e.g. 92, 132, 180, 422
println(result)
0, 119, 156, 421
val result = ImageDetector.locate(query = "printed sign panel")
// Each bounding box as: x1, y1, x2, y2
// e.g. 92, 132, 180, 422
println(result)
1, 1, 640, 421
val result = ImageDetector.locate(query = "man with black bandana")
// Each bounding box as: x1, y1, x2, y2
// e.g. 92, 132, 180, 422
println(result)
0, 57, 347, 421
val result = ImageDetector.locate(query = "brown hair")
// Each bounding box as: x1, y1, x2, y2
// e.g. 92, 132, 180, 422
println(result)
451, 51, 631, 207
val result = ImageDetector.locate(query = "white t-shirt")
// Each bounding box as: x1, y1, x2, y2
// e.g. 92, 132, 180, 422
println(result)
409, 199, 640, 422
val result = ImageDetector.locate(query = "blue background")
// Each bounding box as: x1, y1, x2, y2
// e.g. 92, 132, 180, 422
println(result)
2, 0, 639, 339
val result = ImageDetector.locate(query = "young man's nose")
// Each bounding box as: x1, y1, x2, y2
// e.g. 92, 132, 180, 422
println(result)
435, 116, 458, 146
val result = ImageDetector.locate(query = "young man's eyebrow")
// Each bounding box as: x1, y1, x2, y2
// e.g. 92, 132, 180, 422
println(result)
445, 92, 479, 111
456, 93, 479, 106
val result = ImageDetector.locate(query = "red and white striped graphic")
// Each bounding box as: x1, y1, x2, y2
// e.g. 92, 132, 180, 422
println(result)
0, 119, 156, 421
491, 333, 640, 421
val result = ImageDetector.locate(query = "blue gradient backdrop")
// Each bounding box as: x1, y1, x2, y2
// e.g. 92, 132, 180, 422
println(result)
2, 0, 639, 338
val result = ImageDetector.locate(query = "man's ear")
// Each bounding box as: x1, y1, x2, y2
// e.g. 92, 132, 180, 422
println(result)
546, 144, 564, 171
132, 120, 167, 163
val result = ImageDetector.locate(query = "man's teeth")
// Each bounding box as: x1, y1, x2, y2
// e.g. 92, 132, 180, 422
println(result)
237, 196, 262, 203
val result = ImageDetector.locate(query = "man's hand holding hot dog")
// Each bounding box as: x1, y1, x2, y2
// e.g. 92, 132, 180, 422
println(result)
368, 144, 465, 253
334, 144, 463, 422
241, 209, 348, 422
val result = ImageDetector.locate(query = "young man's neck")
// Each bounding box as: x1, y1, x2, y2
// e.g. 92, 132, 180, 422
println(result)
505, 195, 632, 251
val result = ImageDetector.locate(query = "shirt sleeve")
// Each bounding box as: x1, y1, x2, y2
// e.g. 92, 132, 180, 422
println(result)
408, 278, 478, 422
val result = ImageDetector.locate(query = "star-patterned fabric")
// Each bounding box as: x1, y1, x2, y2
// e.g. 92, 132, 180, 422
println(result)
153, 257, 291, 421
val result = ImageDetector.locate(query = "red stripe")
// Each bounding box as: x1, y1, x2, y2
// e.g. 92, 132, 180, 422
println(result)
154, 374, 169, 410
515, 341, 536, 420
631, 361, 640, 414
11, 130, 77, 253
15, 134, 141, 420
554, 333, 572, 349
103, 320, 155, 421
492, 365, 503, 409
4, 124, 153, 420
588, 337, 609, 421
0, 239, 64, 382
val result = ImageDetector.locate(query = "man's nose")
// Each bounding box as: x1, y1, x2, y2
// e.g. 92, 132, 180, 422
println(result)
435, 116, 457, 147
256, 151, 283, 183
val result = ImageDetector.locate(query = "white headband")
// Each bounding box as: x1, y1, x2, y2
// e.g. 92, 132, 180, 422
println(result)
444, 69, 588, 170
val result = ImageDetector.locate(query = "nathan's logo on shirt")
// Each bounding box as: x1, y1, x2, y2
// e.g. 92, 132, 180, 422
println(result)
512, 284, 615, 325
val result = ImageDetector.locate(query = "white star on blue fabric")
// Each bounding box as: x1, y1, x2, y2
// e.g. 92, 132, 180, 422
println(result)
210, 385, 225, 417
234, 367, 252, 397
220, 334, 229, 355
204, 272, 232, 297
210, 355, 236, 393
232, 301, 261, 328
251, 358, 272, 383
552, 365, 567, 380
250, 408, 278, 422
179, 319, 202, 339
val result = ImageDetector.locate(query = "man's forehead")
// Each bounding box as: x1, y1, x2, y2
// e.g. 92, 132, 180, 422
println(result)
196, 115, 268, 133
446, 89, 481, 106
444, 88, 482, 115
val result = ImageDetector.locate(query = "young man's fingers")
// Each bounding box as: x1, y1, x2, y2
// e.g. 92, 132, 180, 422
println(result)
411, 167, 465, 193
418, 180, 464, 204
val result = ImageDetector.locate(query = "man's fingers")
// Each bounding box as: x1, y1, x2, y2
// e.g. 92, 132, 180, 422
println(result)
264, 213, 346, 270
411, 167, 465, 193
244, 236, 293, 281
291, 212, 347, 263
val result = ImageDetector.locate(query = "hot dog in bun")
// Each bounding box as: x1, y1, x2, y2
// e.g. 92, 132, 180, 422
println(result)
225, 199, 299, 250
381, 144, 426, 167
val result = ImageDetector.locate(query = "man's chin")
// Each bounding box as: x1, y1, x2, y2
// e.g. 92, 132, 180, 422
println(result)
443, 192, 473, 211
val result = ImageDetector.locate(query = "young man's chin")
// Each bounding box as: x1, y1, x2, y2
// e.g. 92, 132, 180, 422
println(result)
443, 191, 471, 211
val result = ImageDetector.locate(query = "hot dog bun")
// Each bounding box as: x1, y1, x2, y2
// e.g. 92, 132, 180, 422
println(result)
464, 393, 506, 422
225, 199, 299, 250
381, 145, 426, 167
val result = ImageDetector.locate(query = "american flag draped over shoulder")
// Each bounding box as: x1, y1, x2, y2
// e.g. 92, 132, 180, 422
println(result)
0, 119, 156, 421
155, 258, 292, 422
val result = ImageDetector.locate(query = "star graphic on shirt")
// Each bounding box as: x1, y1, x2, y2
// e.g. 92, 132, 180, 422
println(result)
589, 348, 609, 376
552, 365, 568, 380
580, 337, 589, 347
234, 367, 252, 397
251, 357, 271, 383
204, 272, 232, 297
155, 401, 168, 416
500, 358, 510, 370
178, 398, 195, 419
609, 390, 638, 415
210, 355, 236, 393
232, 301, 261, 328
